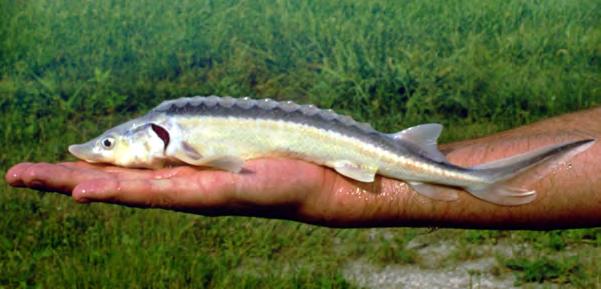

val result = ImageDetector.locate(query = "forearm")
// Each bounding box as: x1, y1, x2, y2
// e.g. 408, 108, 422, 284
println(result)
5, 107, 600, 229
303, 107, 601, 229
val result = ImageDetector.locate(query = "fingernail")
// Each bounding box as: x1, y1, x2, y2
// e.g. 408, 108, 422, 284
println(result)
5, 169, 18, 183
73, 186, 94, 203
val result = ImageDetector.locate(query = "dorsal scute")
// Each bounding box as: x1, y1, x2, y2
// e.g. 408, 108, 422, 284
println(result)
151, 96, 375, 133
257, 98, 278, 110
235, 97, 256, 109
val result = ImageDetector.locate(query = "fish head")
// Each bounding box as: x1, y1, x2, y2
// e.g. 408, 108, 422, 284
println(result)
69, 120, 170, 168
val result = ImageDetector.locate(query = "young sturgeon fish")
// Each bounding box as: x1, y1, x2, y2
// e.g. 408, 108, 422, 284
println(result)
69, 96, 594, 206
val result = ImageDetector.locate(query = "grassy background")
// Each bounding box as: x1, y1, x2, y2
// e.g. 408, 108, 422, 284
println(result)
1, 0, 600, 287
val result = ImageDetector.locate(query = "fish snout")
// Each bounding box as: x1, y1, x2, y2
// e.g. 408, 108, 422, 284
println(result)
68, 142, 99, 162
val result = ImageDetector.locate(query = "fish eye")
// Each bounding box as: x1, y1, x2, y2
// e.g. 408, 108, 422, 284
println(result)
101, 137, 115, 149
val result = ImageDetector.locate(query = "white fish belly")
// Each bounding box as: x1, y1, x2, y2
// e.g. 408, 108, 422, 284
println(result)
170, 116, 480, 187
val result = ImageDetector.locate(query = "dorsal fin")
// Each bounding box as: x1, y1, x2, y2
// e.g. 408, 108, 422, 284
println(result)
389, 123, 448, 163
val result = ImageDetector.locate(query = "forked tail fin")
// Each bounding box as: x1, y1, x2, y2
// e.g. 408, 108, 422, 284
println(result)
466, 139, 595, 206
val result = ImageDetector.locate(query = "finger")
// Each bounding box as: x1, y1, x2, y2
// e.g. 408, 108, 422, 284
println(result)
59, 161, 108, 169
5, 162, 35, 187
61, 162, 154, 178
102, 165, 200, 180
62, 162, 199, 180
72, 172, 237, 210
20, 163, 111, 194
64, 161, 147, 174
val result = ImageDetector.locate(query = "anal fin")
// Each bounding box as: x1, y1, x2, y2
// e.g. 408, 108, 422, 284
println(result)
408, 181, 459, 201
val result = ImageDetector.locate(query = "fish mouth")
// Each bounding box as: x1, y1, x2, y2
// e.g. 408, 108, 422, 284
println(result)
68, 143, 99, 162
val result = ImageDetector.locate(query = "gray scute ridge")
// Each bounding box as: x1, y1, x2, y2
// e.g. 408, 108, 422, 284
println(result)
150, 96, 407, 152
152, 96, 375, 133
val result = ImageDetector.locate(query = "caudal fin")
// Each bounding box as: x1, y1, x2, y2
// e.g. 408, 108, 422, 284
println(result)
465, 139, 595, 206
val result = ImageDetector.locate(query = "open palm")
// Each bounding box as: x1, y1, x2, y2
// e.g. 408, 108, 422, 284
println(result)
5, 158, 394, 226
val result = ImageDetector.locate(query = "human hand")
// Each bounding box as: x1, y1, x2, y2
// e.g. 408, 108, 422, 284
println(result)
5, 158, 402, 226
5, 107, 601, 229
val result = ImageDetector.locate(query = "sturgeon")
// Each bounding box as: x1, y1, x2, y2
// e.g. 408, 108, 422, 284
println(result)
69, 96, 594, 206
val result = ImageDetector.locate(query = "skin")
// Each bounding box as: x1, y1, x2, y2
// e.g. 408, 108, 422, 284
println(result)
5, 107, 601, 229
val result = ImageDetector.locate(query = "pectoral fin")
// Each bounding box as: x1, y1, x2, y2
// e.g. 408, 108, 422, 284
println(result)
172, 141, 205, 166
332, 161, 377, 182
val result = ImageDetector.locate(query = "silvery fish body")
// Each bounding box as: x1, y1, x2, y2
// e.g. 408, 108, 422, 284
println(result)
69, 96, 594, 206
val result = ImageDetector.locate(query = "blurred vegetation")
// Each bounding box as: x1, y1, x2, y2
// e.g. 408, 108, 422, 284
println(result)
0, 0, 600, 288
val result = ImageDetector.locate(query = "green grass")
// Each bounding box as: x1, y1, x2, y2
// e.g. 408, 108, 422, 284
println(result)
1, 0, 600, 287
502, 256, 584, 285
